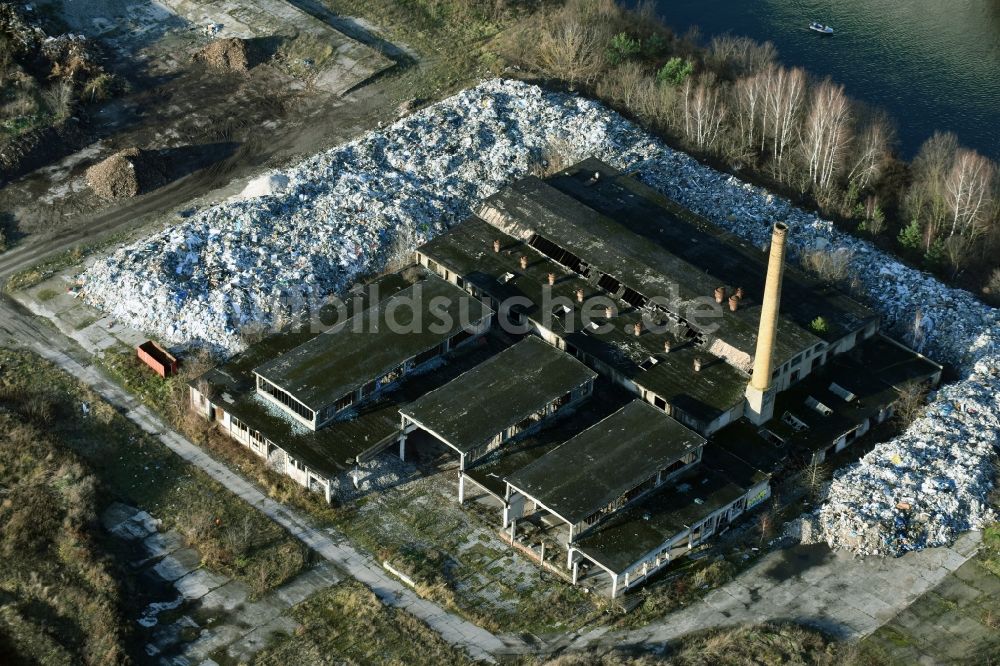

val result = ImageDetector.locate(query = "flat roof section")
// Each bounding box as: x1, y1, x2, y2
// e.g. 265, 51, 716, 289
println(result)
400, 336, 597, 454
419, 217, 749, 425
548, 158, 877, 345
575, 466, 748, 574
507, 400, 707, 525
254, 271, 492, 412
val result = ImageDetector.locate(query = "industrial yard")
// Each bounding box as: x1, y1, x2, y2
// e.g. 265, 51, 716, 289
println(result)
1, 1, 998, 665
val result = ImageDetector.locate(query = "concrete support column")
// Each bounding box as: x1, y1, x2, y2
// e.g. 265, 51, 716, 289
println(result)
509, 518, 516, 542
572, 560, 579, 585
540, 541, 545, 562
398, 431, 407, 461
611, 574, 619, 599
324, 479, 332, 504
458, 471, 465, 504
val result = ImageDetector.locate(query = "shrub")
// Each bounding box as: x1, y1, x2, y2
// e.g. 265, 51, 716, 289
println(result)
810, 316, 828, 334
897, 218, 923, 250
606, 32, 641, 65
656, 56, 693, 85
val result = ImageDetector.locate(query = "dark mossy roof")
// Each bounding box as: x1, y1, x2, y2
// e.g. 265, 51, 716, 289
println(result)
197, 331, 513, 477
476, 159, 876, 368
420, 217, 748, 425
574, 466, 749, 574
466, 378, 635, 498
507, 400, 706, 524
400, 336, 596, 454
254, 270, 491, 412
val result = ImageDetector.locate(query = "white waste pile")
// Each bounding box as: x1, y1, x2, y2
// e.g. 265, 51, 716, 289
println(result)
817, 357, 999, 555
630, 151, 1000, 556
81, 79, 658, 353
81, 78, 998, 555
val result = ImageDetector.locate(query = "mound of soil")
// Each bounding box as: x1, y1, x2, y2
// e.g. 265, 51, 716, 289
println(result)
193, 37, 250, 74
86, 148, 166, 200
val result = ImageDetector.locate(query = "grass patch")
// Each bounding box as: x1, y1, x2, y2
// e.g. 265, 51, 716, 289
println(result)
35, 287, 61, 301
251, 579, 474, 665
0, 348, 308, 598
0, 407, 132, 665
540, 622, 877, 665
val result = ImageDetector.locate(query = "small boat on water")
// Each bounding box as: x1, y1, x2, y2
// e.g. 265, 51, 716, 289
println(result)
809, 21, 834, 34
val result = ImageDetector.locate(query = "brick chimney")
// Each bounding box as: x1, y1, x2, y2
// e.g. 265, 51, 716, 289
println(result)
745, 222, 789, 424
633, 322, 642, 336
519, 256, 528, 270
714, 286, 726, 304
547, 272, 556, 286
663, 340, 672, 354
604, 306, 613, 319
693, 357, 703, 372
735, 286, 744, 299
575, 288, 585, 303
728, 294, 740, 312
493, 239, 501, 253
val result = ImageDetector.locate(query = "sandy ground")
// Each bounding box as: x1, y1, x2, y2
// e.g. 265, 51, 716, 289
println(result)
0, 0, 401, 263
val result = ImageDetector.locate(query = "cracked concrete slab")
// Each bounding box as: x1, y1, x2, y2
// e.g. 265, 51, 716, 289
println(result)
153, 548, 202, 582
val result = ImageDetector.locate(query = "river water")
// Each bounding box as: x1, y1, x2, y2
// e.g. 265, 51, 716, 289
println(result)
649, 0, 1000, 159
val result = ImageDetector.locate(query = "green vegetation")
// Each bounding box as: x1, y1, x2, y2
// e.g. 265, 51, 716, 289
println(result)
0, 399, 131, 665
606, 32, 642, 65
542, 622, 873, 665
333, 478, 604, 634
0, 348, 308, 599
252, 580, 474, 665
656, 57, 693, 86
810, 316, 828, 335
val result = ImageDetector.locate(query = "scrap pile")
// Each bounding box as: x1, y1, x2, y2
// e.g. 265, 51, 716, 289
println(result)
633, 151, 1000, 556
86, 147, 166, 200
193, 37, 251, 74
81, 80, 658, 352
80, 79, 998, 556
816, 357, 998, 555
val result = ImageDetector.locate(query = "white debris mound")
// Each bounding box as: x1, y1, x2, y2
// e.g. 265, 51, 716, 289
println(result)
80, 79, 998, 557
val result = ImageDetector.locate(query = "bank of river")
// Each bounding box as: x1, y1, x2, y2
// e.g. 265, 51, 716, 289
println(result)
650, 0, 1000, 159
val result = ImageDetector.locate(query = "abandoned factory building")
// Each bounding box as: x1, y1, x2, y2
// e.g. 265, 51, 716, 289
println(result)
190, 158, 942, 597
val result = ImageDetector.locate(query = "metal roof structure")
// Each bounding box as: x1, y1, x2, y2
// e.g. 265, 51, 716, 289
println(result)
254, 270, 491, 412
507, 400, 706, 524
400, 336, 596, 454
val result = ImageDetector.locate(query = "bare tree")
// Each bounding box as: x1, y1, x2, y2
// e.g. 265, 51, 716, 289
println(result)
893, 380, 929, 426
534, 12, 606, 86
945, 148, 996, 239
905, 132, 958, 251
847, 112, 894, 191
708, 34, 777, 76
763, 65, 806, 170
801, 79, 852, 190
682, 74, 727, 152
733, 71, 765, 154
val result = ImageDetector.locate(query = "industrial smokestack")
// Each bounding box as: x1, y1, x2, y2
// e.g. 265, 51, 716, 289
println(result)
745, 222, 789, 424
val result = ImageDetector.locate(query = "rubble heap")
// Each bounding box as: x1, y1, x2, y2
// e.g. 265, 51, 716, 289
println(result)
81, 80, 657, 352
86, 148, 166, 200
80, 79, 998, 556
192, 37, 251, 73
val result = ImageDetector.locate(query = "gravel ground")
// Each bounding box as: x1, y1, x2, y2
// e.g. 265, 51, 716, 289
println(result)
79, 78, 998, 558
